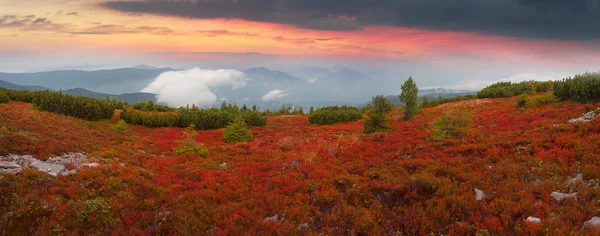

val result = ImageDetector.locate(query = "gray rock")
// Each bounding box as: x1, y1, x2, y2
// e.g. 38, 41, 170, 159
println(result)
0, 161, 22, 174
586, 216, 600, 227
474, 188, 485, 201
263, 214, 279, 223
526, 216, 541, 224
219, 162, 228, 169
550, 191, 577, 202
568, 174, 583, 186
29, 161, 65, 177
81, 163, 100, 168
569, 109, 600, 123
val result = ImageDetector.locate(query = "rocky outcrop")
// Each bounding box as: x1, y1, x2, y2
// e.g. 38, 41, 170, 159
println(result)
526, 216, 541, 224
0, 153, 99, 177
569, 109, 600, 123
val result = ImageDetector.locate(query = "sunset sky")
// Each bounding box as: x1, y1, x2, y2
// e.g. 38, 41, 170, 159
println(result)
1, 0, 599, 88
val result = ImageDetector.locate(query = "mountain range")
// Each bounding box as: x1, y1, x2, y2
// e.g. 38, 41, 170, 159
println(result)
0, 66, 475, 109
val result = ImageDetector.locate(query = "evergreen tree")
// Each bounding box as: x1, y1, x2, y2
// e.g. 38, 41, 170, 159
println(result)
400, 77, 419, 120
309, 106, 314, 114
242, 104, 248, 111
223, 116, 254, 143
364, 95, 393, 133
298, 106, 305, 115
252, 105, 258, 111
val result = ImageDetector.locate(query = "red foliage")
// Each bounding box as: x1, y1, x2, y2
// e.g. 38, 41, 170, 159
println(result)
2, 97, 600, 234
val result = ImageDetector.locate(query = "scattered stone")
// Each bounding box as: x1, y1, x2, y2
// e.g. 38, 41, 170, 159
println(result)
297, 223, 310, 230
219, 162, 228, 169
81, 163, 100, 168
263, 214, 279, 223
568, 174, 583, 186
585, 216, 600, 227
0, 161, 22, 174
569, 109, 600, 123
550, 191, 577, 202
474, 188, 485, 201
0, 152, 99, 177
526, 216, 541, 224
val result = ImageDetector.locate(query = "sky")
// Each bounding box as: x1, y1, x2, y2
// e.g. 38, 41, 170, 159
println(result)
1, 0, 599, 89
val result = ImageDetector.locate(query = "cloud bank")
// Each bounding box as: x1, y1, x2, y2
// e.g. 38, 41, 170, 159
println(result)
261, 89, 288, 101
142, 68, 248, 108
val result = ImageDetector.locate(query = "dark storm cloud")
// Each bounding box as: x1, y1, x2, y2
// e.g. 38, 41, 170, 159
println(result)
101, 0, 600, 40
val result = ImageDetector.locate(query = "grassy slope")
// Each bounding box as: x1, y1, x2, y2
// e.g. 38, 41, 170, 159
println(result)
1, 96, 600, 234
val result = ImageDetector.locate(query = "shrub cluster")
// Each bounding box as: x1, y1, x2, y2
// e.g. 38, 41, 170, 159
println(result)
477, 81, 553, 98
0, 91, 9, 104
554, 72, 600, 102
31, 90, 124, 121
0, 89, 35, 103
420, 95, 477, 109
120, 109, 178, 128
131, 101, 174, 112
431, 107, 472, 141
121, 106, 267, 130
308, 106, 362, 125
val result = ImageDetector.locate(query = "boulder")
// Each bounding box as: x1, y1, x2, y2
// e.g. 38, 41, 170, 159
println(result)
550, 191, 577, 202
474, 188, 485, 201
586, 216, 600, 227
526, 216, 541, 224
263, 214, 279, 223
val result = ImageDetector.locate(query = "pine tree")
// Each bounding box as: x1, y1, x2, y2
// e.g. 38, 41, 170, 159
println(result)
309, 106, 314, 114
223, 116, 254, 143
400, 77, 419, 120
364, 95, 393, 133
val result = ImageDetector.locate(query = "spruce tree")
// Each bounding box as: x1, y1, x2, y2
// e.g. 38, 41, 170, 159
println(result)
400, 77, 419, 120
223, 116, 254, 143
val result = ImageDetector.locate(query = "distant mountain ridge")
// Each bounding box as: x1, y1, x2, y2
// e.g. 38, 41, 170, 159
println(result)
0, 80, 157, 105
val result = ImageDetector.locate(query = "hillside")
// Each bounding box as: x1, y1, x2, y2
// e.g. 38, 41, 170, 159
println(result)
2, 95, 600, 234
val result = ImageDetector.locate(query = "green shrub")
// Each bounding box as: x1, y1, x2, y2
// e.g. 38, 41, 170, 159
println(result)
120, 109, 178, 128
173, 125, 209, 157
0, 89, 34, 103
223, 116, 254, 143
31, 90, 123, 121
420, 95, 477, 109
132, 101, 174, 112
308, 106, 362, 125
243, 110, 268, 127
517, 94, 528, 108
554, 72, 600, 102
0, 91, 9, 104
364, 95, 394, 133
400, 77, 419, 120
111, 120, 130, 135
431, 107, 472, 141
477, 81, 553, 98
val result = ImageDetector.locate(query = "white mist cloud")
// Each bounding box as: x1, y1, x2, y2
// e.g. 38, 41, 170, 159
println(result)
261, 89, 288, 101
142, 68, 247, 108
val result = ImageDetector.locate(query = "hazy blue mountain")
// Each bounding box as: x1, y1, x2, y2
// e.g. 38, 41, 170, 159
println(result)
0, 68, 173, 94
62, 88, 158, 104
131, 64, 158, 70
0, 80, 52, 91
